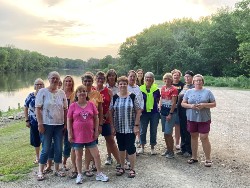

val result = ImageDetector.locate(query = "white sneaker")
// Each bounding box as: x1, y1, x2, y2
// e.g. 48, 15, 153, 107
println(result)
151, 149, 157, 155
96, 172, 109, 182
104, 156, 113, 165
76, 174, 83, 184
175, 145, 181, 150
137, 148, 144, 154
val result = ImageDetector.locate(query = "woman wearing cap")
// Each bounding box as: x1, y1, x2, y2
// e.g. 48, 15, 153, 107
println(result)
182, 74, 216, 167
24, 78, 45, 164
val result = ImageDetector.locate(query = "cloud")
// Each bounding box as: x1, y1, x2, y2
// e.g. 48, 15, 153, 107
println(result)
43, 0, 64, 7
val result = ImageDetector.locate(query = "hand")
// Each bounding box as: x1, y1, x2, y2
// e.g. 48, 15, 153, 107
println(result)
166, 114, 172, 122
111, 126, 116, 136
133, 126, 140, 135
38, 124, 45, 134
196, 103, 205, 110
98, 126, 102, 134
68, 135, 74, 143
26, 122, 30, 128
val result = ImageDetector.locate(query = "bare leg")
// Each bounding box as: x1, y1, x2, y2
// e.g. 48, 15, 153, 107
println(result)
200, 133, 211, 161
190, 132, 199, 160
127, 153, 136, 170
164, 134, 174, 152
35, 147, 40, 161
105, 136, 121, 164
119, 151, 126, 168
85, 148, 93, 171
75, 149, 83, 175
71, 149, 77, 172
174, 124, 181, 146
88, 146, 102, 173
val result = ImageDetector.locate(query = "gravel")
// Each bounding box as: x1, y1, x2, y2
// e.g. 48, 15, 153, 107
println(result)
1, 87, 250, 188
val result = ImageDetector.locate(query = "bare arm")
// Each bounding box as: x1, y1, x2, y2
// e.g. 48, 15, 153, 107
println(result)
24, 107, 30, 128
94, 114, 99, 140
67, 117, 73, 143
166, 96, 177, 121
35, 107, 44, 133
98, 102, 103, 125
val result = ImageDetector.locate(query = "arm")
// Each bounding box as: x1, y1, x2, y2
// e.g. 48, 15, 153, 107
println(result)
133, 109, 141, 134
109, 109, 115, 135
67, 117, 73, 143
35, 106, 44, 133
94, 114, 99, 140
166, 96, 177, 121
24, 106, 30, 128
64, 109, 68, 131
197, 101, 216, 110
98, 102, 103, 125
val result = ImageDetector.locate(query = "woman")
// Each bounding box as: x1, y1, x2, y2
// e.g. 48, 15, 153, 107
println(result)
67, 85, 109, 184
171, 69, 185, 150
61, 75, 75, 170
127, 70, 144, 147
138, 72, 161, 155
95, 71, 121, 167
181, 74, 216, 167
82, 72, 104, 176
35, 71, 67, 181
136, 69, 144, 86
159, 73, 178, 159
104, 69, 118, 165
24, 78, 45, 164
110, 76, 141, 178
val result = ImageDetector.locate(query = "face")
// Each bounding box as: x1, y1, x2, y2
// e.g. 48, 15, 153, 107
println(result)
35, 81, 44, 91
163, 77, 172, 86
193, 77, 204, 88
107, 73, 116, 84
128, 72, 136, 86
96, 75, 105, 86
58, 81, 62, 89
49, 74, 60, 87
145, 75, 154, 87
137, 71, 143, 79
64, 77, 73, 90
184, 74, 193, 84
118, 81, 128, 91
76, 88, 87, 100
173, 72, 181, 82
82, 78, 93, 87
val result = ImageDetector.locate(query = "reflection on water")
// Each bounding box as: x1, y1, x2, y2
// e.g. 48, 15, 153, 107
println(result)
0, 69, 85, 111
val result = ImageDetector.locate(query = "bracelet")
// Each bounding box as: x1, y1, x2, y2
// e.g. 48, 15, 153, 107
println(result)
25, 119, 30, 122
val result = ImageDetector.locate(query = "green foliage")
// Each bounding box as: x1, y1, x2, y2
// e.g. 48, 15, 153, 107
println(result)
0, 121, 35, 182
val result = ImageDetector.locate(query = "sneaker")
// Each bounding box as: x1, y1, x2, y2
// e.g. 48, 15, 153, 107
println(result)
76, 174, 83, 184
161, 150, 169, 156
175, 145, 181, 150
96, 172, 109, 182
151, 149, 157, 155
166, 151, 175, 159
183, 152, 192, 158
176, 151, 184, 155
137, 148, 144, 154
104, 156, 113, 165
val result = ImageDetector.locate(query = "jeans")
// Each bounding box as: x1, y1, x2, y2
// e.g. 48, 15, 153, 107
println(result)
179, 107, 192, 154
39, 124, 64, 164
140, 112, 159, 146
161, 113, 177, 134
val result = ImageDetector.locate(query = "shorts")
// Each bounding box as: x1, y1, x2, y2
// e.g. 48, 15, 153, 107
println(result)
187, 120, 211, 134
174, 115, 180, 125
30, 123, 41, 147
72, 140, 97, 150
161, 113, 177, 134
101, 123, 112, 137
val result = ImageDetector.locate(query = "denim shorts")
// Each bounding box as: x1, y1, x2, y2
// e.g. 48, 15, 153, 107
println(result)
72, 140, 97, 150
101, 123, 112, 137
161, 113, 177, 134
174, 114, 180, 125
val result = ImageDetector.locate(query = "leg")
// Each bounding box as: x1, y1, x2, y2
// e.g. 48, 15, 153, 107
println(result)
71, 148, 77, 172
63, 130, 71, 168
200, 133, 211, 161
88, 146, 101, 173
190, 132, 199, 160
126, 133, 136, 178
149, 113, 159, 150
53, 125, 64, 172
105, 135, 121, 164
85, 148, 93, 171
75, 148, 83, 175
174, 114, 181, 148
139, 114, 150, 152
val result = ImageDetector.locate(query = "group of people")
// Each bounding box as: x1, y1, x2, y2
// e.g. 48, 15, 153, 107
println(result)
24, 68, 216, 184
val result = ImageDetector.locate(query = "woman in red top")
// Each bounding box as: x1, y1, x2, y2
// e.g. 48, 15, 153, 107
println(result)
95, 71, 121, 167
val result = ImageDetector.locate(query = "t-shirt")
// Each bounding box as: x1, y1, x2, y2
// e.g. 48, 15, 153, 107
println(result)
173, 81, 185, 94
88, 90, 103, 107
109, 94, 141, 134
67, 101, 98, 143
178, 84, 195, 108
100, 87, 111, 124
106, 83, 119, 95
183, 88, 215, 122
24, 92, 37, 125
35, 88, 68, 125
160, 85, 178, 109
128, 85, 144, 110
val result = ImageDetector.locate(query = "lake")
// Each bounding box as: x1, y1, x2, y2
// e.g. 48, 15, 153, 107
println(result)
0, 69, 85, 111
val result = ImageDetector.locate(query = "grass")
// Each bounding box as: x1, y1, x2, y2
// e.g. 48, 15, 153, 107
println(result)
0, 107, 23, 118
0, 121, 35, 182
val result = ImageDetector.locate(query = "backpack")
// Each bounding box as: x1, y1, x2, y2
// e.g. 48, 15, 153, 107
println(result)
112, 93, 136, 107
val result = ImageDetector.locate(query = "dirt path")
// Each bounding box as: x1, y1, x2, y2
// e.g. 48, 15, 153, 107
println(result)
1, 87, 250, 188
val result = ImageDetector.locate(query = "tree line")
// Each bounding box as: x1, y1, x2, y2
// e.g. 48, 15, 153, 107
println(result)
0, 0, 249, 77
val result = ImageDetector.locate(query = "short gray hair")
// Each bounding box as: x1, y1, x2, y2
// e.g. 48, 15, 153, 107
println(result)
48, 71, 60, 79
34, 78, 44, 89
144, 72, 155, 82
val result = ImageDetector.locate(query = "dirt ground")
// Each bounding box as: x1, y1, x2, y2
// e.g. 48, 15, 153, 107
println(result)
1, 87, 250, 188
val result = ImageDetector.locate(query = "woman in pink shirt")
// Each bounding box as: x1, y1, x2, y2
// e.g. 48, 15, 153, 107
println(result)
67, 85, 109, 184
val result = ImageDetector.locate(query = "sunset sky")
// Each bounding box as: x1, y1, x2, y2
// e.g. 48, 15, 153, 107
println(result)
0, 0, 239, 60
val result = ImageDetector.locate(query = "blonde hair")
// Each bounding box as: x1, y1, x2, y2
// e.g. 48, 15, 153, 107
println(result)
163, 73, 173, 81
171, 69, 182, 77
62, 75, 75, 92
193, 74, 205, 84
117, 76, 128, 84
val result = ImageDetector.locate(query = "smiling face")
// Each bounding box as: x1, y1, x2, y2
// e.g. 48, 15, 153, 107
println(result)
137, 70, 143, 80
144, 73, 154, 88
48, 72, 60, 88
118, 81, 128, 92
172, 72, 181, 83
96, 74, 105, 87
193, 75, 204, 89
34, 79, 44, 92
63, 76, 74, 91
184, 74, 193, 84
107, 73, 117, 86
128, 71, 137, 86
82, 77, 93, 88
